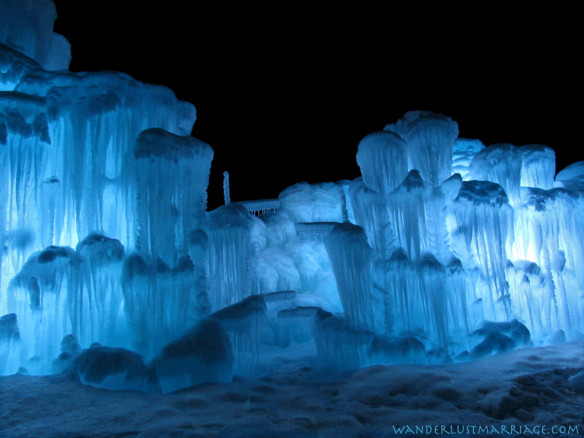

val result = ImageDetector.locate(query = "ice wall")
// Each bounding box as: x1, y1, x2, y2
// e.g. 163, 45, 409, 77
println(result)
1, 1, 584, 382
0, 1, 215, 374
343, 111, 583, 353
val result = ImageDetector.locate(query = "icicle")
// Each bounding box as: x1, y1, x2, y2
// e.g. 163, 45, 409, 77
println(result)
223, 171, 231, 205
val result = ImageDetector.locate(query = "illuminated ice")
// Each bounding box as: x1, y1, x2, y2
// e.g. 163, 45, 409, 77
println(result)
0, 0, 70, 70
1, 1, 584, 388
385, 110, 459, 186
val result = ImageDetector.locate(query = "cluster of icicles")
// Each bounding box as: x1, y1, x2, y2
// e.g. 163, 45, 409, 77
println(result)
1, 35, 584, 393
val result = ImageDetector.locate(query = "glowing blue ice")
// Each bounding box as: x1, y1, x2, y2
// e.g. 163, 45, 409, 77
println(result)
1, 0, 583, 388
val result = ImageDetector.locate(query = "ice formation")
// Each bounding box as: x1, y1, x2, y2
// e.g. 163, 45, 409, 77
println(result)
1, 1, 583, 393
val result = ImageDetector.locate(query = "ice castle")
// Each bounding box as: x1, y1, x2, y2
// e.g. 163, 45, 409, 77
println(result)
1, 0, 583, 392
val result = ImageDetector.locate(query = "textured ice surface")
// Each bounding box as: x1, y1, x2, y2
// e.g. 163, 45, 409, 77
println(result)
452, 138, 485, 180
3, 340, 584, 437
152, 318, 234, 393
70, 345, 159, 392
357, 131, 408, 193
0, 44, 42, 91
278, 181, 352, 223
385, 110, 459, 186
2, 2, 584, 397
133, 128, 213, 266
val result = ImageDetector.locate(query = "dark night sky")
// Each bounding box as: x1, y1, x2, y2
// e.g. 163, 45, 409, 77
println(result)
52, 3, 581, 210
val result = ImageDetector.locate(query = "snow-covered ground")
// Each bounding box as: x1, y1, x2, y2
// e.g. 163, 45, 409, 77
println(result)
2, 342, 584, 438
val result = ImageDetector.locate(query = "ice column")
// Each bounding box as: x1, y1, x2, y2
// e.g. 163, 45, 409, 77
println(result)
518, 145, 556, 190
386, 170, 448, 262
349, 178, 394, 260
121, 253, 202, 358
0, 92, 51, 289
133, 128, 213, 267
6, 246, 82, 373
75, 233, 126, 348
325, 222, 376, 333
511, 187, 584, 337
469, 143, 522, 205
385, 111, 459, 186
14, 70, 197, 248
191, 204, 267, 313
448, 180, 514, 321
223, 171, 231, 205
356, 130, 408, 193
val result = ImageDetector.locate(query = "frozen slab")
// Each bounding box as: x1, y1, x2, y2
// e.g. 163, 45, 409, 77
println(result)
0, 44, 42, 91
152, 318, 234, 393
211, 295, 267, 377
70, 345, 159, 392
325, 222, 376, 333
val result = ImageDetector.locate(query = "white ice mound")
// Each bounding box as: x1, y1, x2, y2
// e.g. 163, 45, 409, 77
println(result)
278, 181, 351, 223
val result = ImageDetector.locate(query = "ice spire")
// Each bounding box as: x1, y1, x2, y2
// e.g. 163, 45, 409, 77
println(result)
223, 171, 231, 205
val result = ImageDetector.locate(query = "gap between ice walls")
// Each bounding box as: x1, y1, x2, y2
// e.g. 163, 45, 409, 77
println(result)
1, 0, 583, 392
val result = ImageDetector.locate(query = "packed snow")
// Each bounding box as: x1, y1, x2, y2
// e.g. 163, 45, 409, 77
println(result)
2, 341, 584, 437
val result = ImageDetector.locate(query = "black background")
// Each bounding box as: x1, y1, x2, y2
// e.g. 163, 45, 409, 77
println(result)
52, 2, 581, 209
